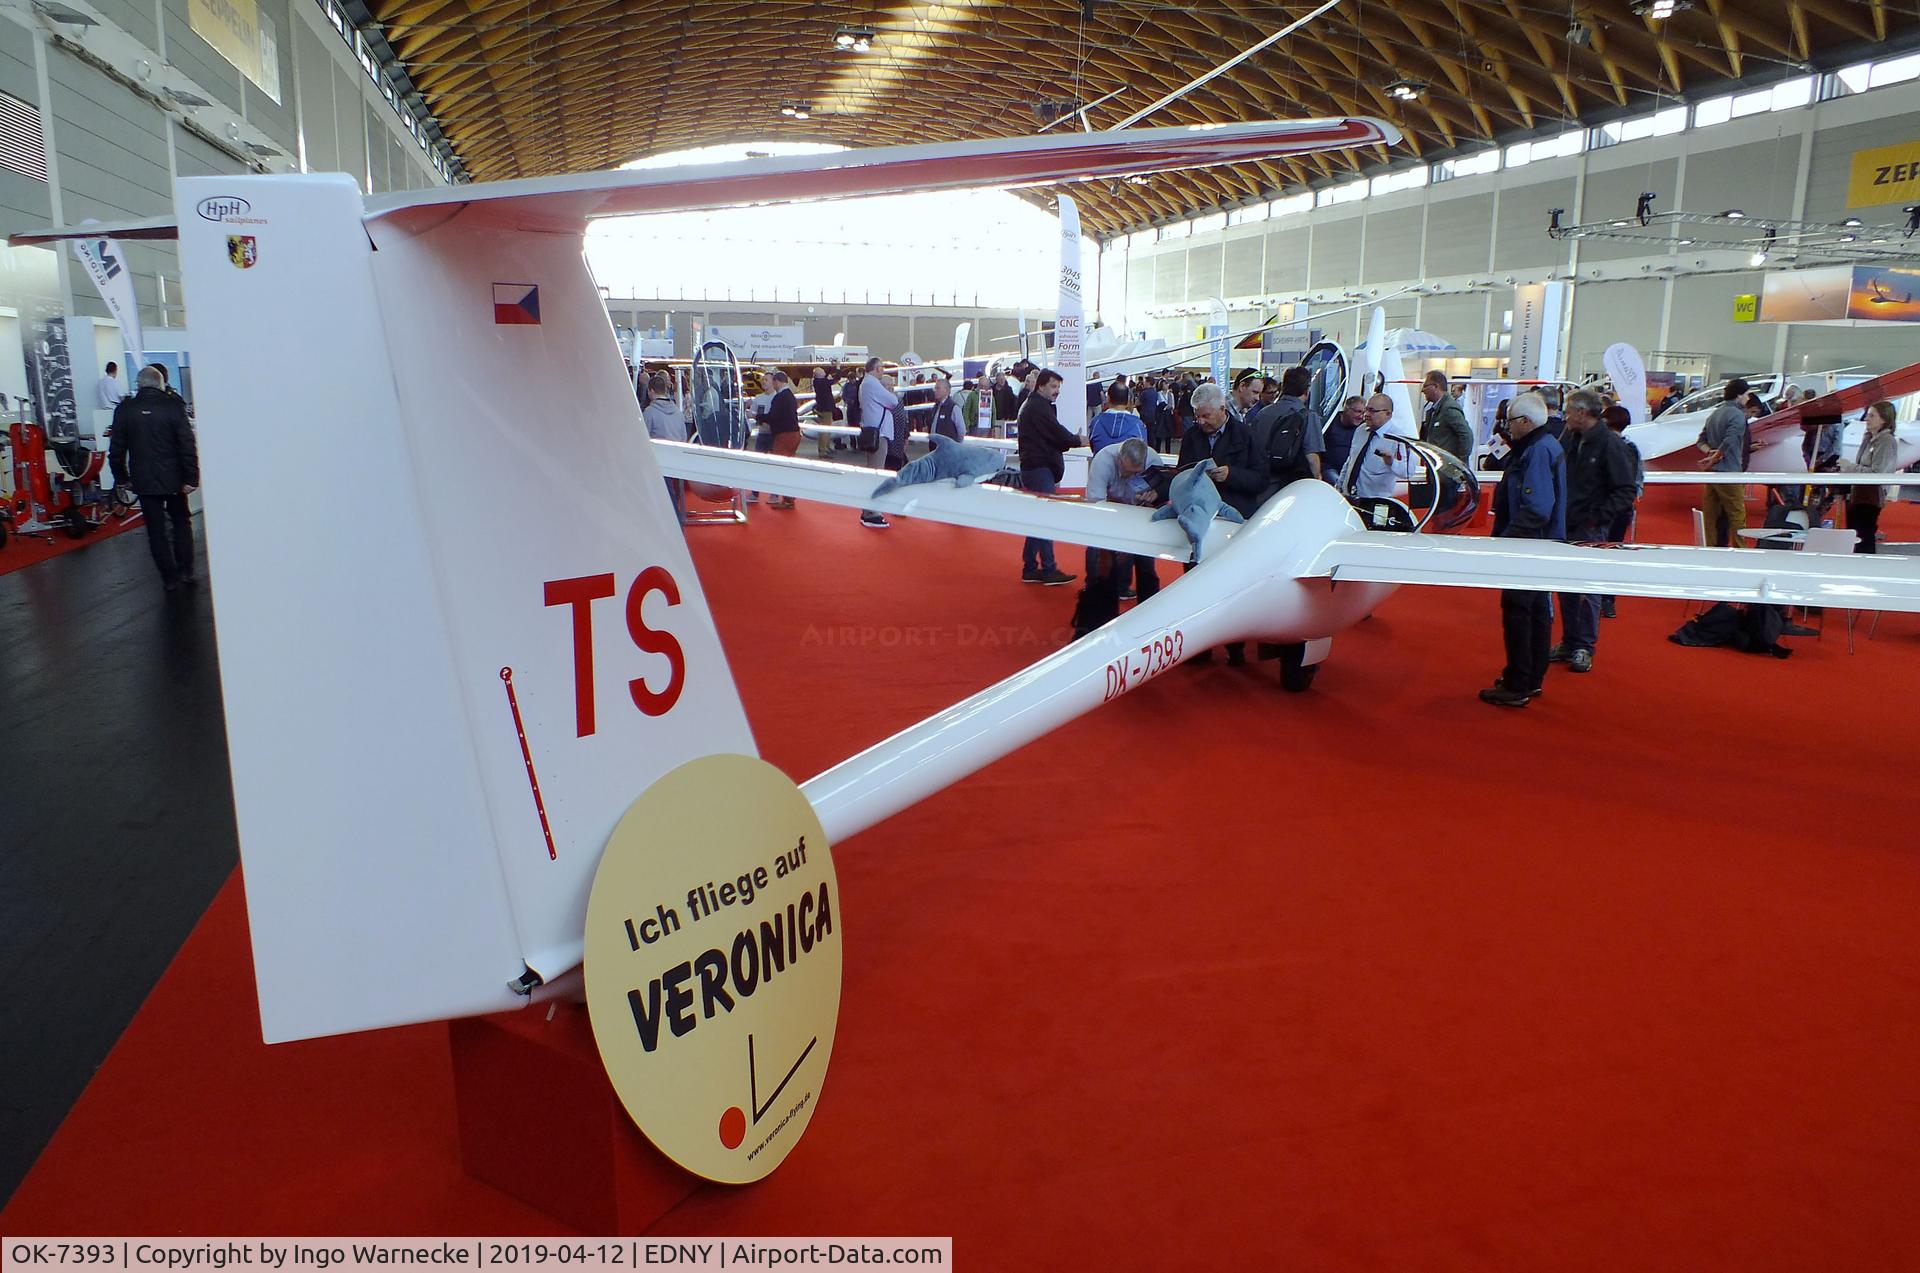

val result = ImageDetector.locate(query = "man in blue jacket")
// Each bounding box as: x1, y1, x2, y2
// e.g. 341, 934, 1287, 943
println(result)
1087, 381, 1147, 454
1481, 391, 1566, 708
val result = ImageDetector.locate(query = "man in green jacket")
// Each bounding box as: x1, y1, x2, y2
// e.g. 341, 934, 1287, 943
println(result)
1419, 370, 1475, 461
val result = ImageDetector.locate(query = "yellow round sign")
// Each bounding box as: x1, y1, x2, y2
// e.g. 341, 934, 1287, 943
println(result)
584, 754, 841, 1183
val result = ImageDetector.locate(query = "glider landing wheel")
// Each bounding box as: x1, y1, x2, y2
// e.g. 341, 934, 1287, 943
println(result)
62, 507, 90, 539
1278, 642, 1317, 693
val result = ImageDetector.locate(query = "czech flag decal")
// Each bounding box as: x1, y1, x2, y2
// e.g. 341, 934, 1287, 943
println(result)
493, 282, 541, 325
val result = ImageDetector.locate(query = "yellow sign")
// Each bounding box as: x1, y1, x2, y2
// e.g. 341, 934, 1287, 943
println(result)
188, 0, 263, 88
1732, 294, 1758, 323
585, 754, 841, 1183
1846, 140, 1920, 209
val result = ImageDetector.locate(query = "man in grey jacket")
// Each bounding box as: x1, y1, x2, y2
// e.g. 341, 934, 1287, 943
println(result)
1418, 370, 1474, 461
1696, 377, 1749, 546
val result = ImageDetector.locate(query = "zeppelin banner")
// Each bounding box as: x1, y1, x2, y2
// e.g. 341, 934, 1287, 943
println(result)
188, 0, 268, 93
1845, 139, 1920, 209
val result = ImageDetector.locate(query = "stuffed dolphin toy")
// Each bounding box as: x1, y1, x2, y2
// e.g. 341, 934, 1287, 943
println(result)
871, 435, 1008, 497
1151, 461, 1244, 562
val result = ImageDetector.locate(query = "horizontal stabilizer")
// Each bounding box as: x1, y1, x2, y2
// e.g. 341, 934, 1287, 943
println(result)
1311, 532, 1920, 613
10, 215, 179, 246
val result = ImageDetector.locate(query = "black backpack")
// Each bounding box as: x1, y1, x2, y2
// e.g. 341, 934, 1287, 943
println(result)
1248, 397, 1310, 488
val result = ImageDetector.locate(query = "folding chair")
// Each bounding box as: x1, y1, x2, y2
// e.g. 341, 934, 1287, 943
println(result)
1802, 526, 1864, 650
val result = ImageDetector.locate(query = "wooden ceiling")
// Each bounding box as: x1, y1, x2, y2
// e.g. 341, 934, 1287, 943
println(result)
368, 0, 1914, 235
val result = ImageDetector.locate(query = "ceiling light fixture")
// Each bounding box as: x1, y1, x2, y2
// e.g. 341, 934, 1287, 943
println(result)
1386, 78, 1426, 101
1843, 217, 1864, 227
833, 25, 874, 51
34, 2, 99, 26
1723, 208, 1746, 219
778, 102, 811, 119
1632, 0, 1691, 19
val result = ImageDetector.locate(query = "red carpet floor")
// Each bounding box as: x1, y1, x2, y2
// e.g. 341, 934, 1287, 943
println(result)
0, 513, 140, 576
8, 493, 1920, 1270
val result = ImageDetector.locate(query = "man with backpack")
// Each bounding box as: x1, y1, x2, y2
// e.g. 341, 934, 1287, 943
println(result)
1247, 364, 1324, 501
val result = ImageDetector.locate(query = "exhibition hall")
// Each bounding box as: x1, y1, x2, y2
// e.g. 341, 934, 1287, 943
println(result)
6, 0, 1920, 1267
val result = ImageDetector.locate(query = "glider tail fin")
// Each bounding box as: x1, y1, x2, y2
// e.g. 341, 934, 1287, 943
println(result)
176, 173, 754, 1042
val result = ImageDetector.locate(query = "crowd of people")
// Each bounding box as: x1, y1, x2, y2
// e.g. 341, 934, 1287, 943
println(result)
635, 352, 1904, 699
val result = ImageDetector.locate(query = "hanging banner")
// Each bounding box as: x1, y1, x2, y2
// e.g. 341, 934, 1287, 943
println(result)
707, 326, 803, 361
1510, 282, 1565, 381
1845, 139, 1920, 209
1206, 296, 1230, 390
1603, 342, 1648, 424
1055, 194, 1086, 439
188, 0, 264, 87
1759, 265, 1920, 323
70, 231, 146, 367
1260, 327, 1313, 365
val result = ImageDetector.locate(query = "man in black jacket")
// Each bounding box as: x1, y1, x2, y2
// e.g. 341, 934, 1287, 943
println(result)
109, 366, 200, 591
1176, 382, 1267, 518
990, 370, 1019, 436
1247, 363, 1324, 501
1177, 383, 1266, 665
1550, 388, 1638, 673
1015, 369, 1080, 585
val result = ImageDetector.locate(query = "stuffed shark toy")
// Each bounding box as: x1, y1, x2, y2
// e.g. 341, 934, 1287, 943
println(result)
871, 435, 1008, 497
1151, 461, 1244, 562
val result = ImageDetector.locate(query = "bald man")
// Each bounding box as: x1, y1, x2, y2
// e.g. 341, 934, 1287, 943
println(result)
1341, 394, 1404, 500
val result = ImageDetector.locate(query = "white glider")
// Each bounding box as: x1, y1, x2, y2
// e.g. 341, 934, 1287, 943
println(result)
18, 116, 1920, 1050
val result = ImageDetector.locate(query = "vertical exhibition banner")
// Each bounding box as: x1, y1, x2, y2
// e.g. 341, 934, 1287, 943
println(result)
1603, 342, 1649, 423
1207, 297, 1230, 390
1055, 195, 1086, 439
70, 232, 146, 366
1509, 283, 1565, 381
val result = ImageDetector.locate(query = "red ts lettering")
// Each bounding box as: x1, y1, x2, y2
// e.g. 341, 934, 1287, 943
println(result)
544, 568, 687, 736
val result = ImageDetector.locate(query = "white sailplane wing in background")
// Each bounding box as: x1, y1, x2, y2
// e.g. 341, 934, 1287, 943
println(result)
1309, 531, 1920, 612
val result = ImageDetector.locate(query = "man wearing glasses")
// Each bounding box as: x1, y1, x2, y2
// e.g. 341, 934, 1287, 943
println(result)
1340, 394, 1404, 500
